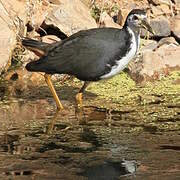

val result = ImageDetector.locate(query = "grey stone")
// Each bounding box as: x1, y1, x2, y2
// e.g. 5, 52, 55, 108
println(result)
151, 16, 171, 37
141, 16, 171, 38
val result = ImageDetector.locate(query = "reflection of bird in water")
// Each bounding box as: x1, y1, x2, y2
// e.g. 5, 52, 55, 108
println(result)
22, 9, 154, 110
46, 111, 71, 134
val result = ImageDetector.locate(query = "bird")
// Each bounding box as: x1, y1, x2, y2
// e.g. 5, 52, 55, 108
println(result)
22, 9, 154, 110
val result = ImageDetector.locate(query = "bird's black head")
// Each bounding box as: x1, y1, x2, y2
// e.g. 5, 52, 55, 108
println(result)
124, 9, 154, 34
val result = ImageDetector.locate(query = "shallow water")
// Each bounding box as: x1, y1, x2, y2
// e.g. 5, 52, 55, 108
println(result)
0, 98, 179, 180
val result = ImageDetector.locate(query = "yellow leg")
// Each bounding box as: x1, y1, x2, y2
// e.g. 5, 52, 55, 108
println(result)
44, 74, 64, 110
76, 92, 83, 108
75, 81, 90, 108
46, 110, 59, 134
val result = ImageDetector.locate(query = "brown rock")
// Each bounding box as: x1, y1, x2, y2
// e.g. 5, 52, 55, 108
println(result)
0, 4, 16, 74
48, 0, 61, 5
159, 4, 171, 15
174, 0, 180, 9
99, 12, 122, 28
117, 9, 131, 27
151, 2, 173, 17
44, 0, 97, 36
42, 35, 61, 44
157, 37, 179, 48
80, 0, 93, 7
4, 68, 45, 97
0, 0, 51, 74
128, 45, 180, 83
140, 39, 158, 52
170, 15, 180, 43
26, 0, 50, 29
151, 5, 163, 16
148, 0, 161, 6
142, 45, 180, 76
0, 0, 26, 22
0, 0, 49, 28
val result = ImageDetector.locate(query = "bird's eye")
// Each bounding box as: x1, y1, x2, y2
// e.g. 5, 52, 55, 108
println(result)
132, 15, 138, 21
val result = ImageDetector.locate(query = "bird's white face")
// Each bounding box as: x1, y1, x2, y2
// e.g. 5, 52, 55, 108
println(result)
127, 13, 154, 34
128, 14, 147, 27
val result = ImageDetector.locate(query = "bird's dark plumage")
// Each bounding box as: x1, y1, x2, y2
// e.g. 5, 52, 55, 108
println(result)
22, 38, 51, 57
25, 28, 132, 81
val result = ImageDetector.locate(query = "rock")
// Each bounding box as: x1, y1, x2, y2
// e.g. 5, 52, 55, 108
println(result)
48, 0, 61, 5
150, 2, 175, 17
0, 0, 50, 74
141, 16, 171, 38
157, 37, 179, 48
42, 35, 61, 44
99, 12, 122, 28
116, 9, 131, 27
159, 4, 171, 15
149, 0, 171, 6
148, 0, 161, 6
80, 0, 93, 7
0, 3, 16, 74
174, 0, 180, 9
44, 0, 97, 36
128, 44, 180, 83
0, 0, 26, 22
151, 5, 164, 16
140, 39, 158, 52
3, 68, 45, 97
1, 0, 49, 28
170, 15, 180, 43
151, 16, 171, 37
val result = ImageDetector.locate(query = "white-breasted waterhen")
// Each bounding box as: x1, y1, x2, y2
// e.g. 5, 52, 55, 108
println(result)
22, 9, 154, 110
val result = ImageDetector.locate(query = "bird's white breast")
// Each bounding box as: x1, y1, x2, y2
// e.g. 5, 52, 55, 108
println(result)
100, 27, 138, 79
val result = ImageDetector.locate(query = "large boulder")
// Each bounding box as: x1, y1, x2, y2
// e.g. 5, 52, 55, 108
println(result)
0, 3, 16, 74
44, 0, 97, 36
170, 15, 180, 43
0, 0, 49, 74
0, 0, 48, 28
128, 42, 180, 83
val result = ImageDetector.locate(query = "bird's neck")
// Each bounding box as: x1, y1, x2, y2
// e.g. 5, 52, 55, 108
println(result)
125, 25, 140, 37
124, 25, 140, 52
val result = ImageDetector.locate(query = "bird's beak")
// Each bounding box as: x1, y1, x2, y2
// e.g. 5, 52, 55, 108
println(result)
141, 18, 155, 35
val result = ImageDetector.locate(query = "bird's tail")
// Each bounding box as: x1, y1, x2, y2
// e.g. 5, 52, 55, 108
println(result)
25, 59, 47, 72
22, 38, 52, 72
22, 38, 49, 57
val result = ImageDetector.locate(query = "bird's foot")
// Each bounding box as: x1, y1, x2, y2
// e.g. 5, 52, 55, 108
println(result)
56, 101, 64, 111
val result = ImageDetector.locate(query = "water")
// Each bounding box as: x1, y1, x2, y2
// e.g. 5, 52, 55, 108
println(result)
0, 99, 179, 179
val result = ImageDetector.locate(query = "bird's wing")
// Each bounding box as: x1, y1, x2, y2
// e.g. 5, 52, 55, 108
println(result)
34, 28, 130, 80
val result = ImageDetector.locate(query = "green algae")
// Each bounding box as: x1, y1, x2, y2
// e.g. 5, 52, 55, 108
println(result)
74, 71, 180, 132
84, 71, 180, 107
